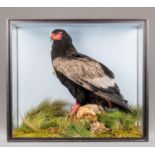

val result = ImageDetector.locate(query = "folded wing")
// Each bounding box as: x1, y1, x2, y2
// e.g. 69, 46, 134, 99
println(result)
53, 54, 130, 111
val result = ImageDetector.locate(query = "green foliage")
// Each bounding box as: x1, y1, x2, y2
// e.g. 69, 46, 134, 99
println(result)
21, 100, 70, 130
99, 111, 122, 129
99, 110, 138, 130
13, 101, 143, 138
40, 119, 59, 129
62, 121, 92, 137
26, 100, 69, 118
121, 114, 136, 129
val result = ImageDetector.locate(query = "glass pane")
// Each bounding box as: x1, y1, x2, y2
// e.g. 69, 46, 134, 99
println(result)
10, 20, 146, 140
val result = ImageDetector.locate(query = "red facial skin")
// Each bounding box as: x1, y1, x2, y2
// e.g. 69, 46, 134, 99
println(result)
51, 32, 63, 40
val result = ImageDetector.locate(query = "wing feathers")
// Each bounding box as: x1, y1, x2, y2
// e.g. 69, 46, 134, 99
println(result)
53, 55, 130, 111
53, 57, 114, 89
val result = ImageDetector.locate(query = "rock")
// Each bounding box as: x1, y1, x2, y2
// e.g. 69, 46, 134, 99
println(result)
76, 104, 104, 122
72, 104, 110, 134
90, 121, 110, 133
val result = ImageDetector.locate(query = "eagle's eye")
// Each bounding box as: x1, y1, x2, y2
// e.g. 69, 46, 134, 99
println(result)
51, 31, 63, 41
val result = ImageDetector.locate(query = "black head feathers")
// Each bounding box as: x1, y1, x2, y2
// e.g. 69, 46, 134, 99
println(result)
51, 29, 72, 43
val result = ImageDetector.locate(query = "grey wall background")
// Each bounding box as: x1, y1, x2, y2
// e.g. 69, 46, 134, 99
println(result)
0, 7, 154, 146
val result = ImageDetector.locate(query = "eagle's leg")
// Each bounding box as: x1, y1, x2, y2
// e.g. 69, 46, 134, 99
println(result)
104, 97, 112, 108
68, 101, 80, 119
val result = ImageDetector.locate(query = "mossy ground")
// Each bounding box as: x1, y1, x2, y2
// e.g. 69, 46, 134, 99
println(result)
13, 100, 143, 138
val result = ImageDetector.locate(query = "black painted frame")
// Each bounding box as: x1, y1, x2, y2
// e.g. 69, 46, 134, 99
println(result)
7, 19, 149, 142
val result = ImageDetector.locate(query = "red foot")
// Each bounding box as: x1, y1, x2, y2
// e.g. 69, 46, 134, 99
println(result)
69, 101, 80, 117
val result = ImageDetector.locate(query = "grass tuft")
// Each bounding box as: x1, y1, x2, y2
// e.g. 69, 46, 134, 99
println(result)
13, 100, 143, 138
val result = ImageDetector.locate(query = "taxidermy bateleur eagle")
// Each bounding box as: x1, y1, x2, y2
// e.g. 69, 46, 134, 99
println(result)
50, 29, 131, 116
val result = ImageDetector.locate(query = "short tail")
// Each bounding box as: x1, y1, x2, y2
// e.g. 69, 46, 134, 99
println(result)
95, 92, 132, 114
119, 100, 132, 114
